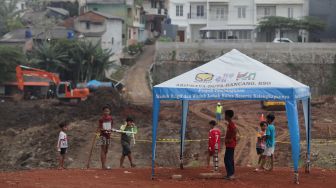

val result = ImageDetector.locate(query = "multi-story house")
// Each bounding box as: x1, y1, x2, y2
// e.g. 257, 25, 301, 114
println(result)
143, 0, 167, 38
85, 0, 146, 46
168, 0, 308, 42
74, 11, 124, 55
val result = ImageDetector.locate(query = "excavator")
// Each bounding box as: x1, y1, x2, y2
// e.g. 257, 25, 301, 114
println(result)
16, 65, 90, 103
261, 101, 286, 111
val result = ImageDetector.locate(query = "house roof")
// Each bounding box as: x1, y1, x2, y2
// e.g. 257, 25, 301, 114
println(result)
86, 0, 125, 4
60, 17, 76, 29
77, 11, 124, 23
77, 11, 106, 23
0, 27, 73, 41
47, 6, 70, 16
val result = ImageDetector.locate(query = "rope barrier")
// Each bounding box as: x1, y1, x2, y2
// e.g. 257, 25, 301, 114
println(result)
103, 134, 336, 145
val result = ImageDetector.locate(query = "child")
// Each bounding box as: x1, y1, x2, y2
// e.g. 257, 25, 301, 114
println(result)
57, 121, 68, 169
224, 110, 237, 180
97, 105, 113, 169
256, 113, 276, 172
119, 117, 137, 168
207, 120, 221, 169
256, 121, 267, 165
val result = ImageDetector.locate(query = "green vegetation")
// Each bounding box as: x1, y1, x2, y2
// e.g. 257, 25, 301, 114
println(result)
25, 39, 114, 83
0, 45, 26, 83
258, 16, 326, 39
0, 0, 24, 36
158, 36, 173, 42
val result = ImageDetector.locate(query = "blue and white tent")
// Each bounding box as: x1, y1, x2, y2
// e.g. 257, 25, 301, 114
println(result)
151, 49, 311, 180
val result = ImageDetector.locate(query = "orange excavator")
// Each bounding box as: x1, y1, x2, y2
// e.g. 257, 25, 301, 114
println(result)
16, 65, 89, 102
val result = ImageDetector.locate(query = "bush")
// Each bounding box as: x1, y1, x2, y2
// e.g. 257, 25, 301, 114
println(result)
127, 43, 144, 55
158, 36, 172, 42
145, 38, 155, 45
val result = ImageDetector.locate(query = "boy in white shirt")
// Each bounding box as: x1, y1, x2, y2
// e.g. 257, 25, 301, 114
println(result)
57, 122, 68, 169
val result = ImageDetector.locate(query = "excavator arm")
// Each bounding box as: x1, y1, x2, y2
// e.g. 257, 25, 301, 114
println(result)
16, 65, 61, 91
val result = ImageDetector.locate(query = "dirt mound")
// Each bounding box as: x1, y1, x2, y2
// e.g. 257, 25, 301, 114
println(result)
0, 89, 152, 171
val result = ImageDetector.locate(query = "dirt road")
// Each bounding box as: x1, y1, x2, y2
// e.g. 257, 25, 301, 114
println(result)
123, 45, 154, 105
1, 167, 335, 188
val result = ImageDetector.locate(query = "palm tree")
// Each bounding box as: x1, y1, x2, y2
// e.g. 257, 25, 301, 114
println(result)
0, 0, 24, 35
30, 42, 68, 73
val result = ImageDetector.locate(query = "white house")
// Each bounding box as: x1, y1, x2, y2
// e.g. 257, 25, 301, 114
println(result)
168, 0, 309, 42
74, 11, 124, 55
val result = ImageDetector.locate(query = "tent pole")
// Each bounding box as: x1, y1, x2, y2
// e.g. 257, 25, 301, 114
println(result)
285, 100, 301, 184
180, 100, 189, 169
151, 97, 160, 179
305, 97, 311, 173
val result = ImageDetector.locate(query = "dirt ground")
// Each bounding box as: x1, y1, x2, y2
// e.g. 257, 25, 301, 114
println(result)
1, 167, 335, 188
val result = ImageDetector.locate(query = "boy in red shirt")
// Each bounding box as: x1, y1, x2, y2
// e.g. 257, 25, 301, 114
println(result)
207, 120, 221, 169
97, 105, 113, 169
224, 110, 237, 180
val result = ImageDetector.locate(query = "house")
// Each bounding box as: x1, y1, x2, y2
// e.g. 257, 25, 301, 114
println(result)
85, 0, 146, 45
309, 0, 336, 42
74, 11, 124, 55
46, 7, 70, 20
0, 27, 74, 52
143, 0, 167, 38
168, 0, 309, 42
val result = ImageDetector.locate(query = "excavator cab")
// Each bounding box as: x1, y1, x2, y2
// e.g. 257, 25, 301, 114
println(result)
56, 82, 89, 103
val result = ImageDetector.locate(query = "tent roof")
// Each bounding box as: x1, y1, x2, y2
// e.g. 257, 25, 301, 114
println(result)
154, 49, 310, 101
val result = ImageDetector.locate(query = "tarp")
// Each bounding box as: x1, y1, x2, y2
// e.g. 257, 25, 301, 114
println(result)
151, 49, 311, 179
87, 80, 113, 89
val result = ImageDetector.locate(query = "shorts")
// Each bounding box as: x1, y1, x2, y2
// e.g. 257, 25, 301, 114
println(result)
263, 147, 275, 157
216, 113, 222, 121
98, 136, 112, 146
256, 148, 264, 155
121, 141, 131, 156
60, 148, 67, 155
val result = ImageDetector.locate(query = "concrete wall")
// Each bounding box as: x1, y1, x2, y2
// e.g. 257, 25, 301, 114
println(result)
152, 42, 336, 95
101, 19, 123, 54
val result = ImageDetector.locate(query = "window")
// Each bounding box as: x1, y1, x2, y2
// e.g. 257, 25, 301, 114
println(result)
86, 22, 90, 30
264, 7, 270, 16
196, 5, 204, 17
176, 5, 183, 17
216, 7, 225, 19
111, 37, 114, 44
93, 7, 98, 11
218, 31, 226, 39
151, 0, 157, 8
288, 7, 293, 18
238, 7, 246, 18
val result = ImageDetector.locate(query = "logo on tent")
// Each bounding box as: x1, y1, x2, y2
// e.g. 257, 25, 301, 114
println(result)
195, 73, 214, 82
236, 72, 256, 81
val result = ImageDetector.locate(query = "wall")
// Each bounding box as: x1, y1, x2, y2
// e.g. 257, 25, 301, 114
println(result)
87, 4, 129, 45
101, 20, 123, 54
152, 42, 336, 95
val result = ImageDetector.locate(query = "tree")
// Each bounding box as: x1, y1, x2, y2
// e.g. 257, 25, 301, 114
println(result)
297, 16, 326, 33
29, 42, 68, 73
70, 40, 114, 82
258, 16, 326, 40
51, 39, 114, 83
258, 16, 297, 38
0, 45, 26, 83
0, 0, 24, 36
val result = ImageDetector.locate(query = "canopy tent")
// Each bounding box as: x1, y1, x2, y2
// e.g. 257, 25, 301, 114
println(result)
151, 49, 311, 181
